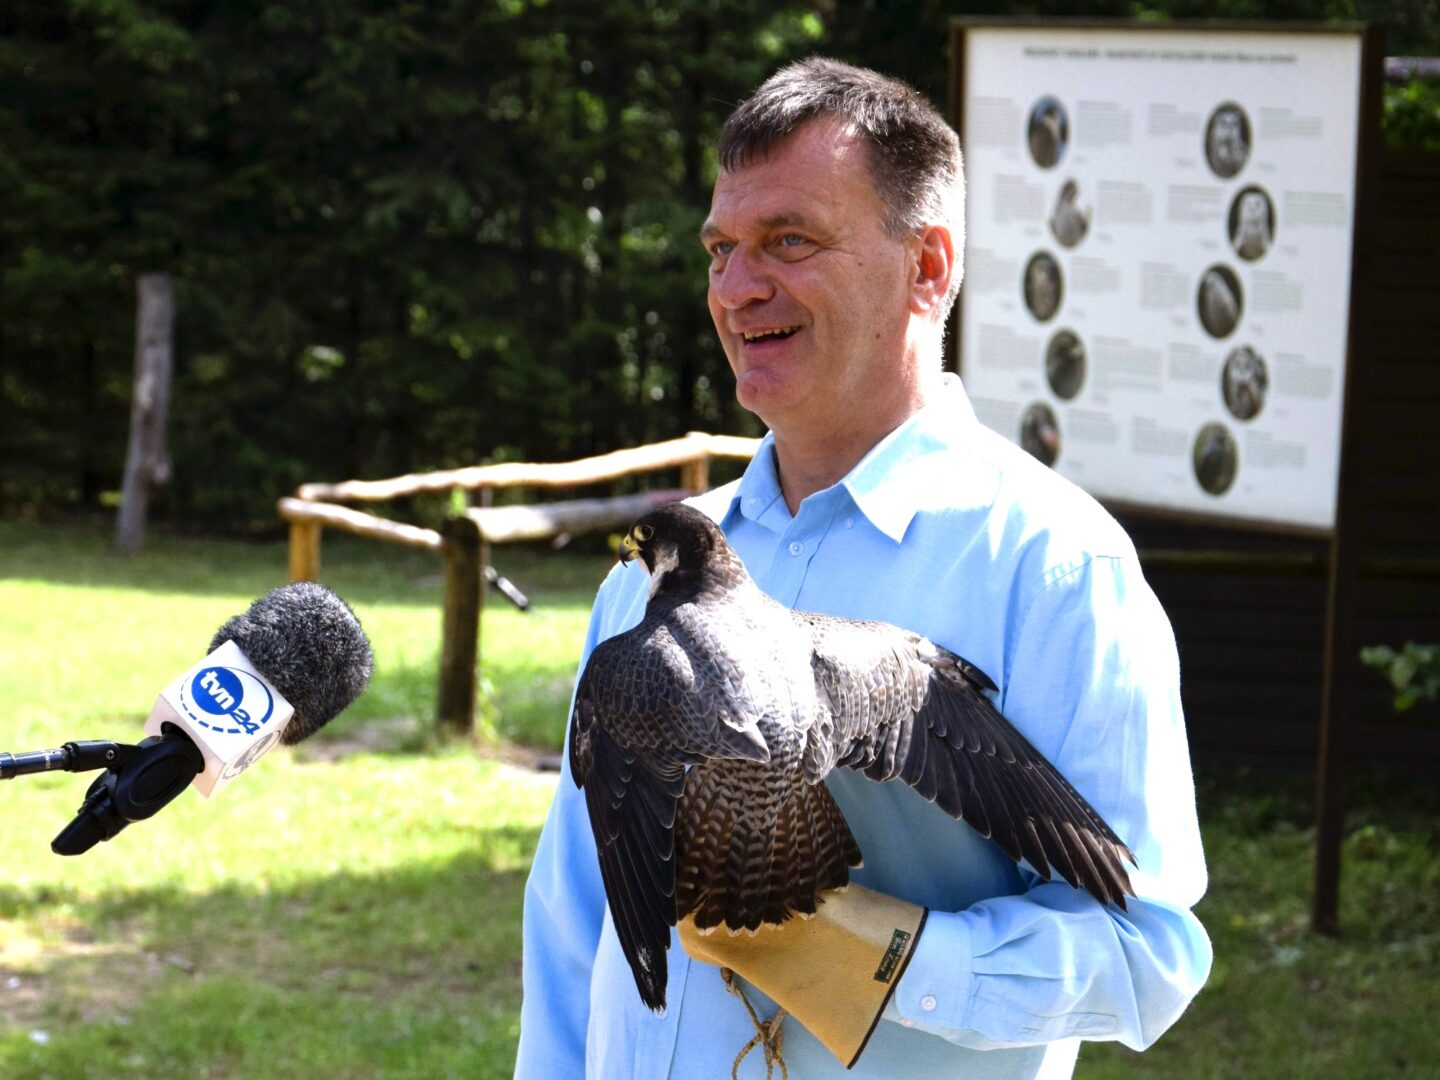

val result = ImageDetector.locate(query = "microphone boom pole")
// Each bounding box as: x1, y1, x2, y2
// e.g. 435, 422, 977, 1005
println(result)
0, 741, 137, 779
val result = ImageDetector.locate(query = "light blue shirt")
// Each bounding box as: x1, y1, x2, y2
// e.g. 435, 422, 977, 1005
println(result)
515, 375, 1212, 1079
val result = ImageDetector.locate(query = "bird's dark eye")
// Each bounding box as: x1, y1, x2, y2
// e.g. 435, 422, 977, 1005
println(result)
633, 524, 654, 542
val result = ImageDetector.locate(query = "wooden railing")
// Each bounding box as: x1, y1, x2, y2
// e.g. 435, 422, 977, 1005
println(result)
279, 431, 760, 733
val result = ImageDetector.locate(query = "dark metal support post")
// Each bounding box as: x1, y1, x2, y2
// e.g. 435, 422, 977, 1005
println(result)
1311, 23, 1385, 935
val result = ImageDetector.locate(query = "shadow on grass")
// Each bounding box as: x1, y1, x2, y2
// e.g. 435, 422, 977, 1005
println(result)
1195, 751, 1440, 947
5, 740, 1437, 1080
1076, 752, 1440, 1079
0, 823, 543, 1080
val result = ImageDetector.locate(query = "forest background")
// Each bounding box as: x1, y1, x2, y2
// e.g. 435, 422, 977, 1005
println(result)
3, 0, 1439, 529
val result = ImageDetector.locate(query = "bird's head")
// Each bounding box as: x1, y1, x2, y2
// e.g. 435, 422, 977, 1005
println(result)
619, 504, 735, 600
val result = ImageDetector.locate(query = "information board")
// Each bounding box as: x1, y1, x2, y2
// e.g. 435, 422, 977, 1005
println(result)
953, 23, 1365, 531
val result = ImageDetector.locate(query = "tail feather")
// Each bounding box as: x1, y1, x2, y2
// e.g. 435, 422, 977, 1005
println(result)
678, 762, 860, 933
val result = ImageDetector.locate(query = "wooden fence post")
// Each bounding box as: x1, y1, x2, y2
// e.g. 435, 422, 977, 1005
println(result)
438, 515, 484, 735
681, 457, 709, 494
288, 520, 322, 582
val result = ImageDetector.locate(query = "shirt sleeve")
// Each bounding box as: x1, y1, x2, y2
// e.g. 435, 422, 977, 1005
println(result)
513, 565, 646, 1078
886, 554, 1213, 1051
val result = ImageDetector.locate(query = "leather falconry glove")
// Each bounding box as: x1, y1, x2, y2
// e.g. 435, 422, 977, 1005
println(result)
678, 883, 928, 1069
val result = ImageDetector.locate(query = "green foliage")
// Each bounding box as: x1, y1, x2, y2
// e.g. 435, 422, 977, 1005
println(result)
3, 2, 1437, 527
1361, 641, 1440, 713
1, 0, 818, 525
1384, 78, 1440, 150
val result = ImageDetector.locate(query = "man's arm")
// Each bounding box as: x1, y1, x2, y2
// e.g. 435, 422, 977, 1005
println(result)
885, 553, 1212, 1050
514, 752, 605, 1075
514, 565, 647, 1077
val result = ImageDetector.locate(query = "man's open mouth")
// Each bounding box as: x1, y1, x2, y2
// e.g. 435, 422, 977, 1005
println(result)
741, 326, 800, 343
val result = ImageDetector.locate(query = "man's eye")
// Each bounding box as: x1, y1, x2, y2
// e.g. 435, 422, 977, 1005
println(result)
710, 241, 734, 257
779, 234, 806, 247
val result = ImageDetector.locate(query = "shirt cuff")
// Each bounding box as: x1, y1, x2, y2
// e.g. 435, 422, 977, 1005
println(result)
885, 908, 976, 1030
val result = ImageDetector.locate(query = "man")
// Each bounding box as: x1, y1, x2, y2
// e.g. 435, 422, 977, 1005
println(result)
516, 58, 1211, 1079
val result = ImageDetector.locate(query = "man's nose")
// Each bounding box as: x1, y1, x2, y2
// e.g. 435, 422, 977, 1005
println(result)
709, 245, 774, 309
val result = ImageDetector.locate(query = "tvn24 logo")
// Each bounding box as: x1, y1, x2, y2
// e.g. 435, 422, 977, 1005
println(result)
179, 665, 277, 736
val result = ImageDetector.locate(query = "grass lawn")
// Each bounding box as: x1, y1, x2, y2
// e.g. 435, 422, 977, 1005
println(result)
1, 519, 1436, 1078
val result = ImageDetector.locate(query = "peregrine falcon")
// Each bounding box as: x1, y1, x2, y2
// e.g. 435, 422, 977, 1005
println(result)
569, 503, 1135, 1011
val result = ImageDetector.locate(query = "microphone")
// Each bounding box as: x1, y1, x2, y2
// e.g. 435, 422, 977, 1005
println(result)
6, 582, 373, 855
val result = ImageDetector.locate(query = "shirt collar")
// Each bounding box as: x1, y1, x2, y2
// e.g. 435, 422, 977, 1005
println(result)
842, 374, 981, 541
729, 435, 789, 533
724, 374, 989, 543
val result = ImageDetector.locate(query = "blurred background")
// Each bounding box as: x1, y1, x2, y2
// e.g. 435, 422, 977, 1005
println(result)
2, 2, 1437, 1078
4, 0, 1438, 530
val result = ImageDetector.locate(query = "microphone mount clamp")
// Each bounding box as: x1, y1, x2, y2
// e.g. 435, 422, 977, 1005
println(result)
1, 731, 203, 855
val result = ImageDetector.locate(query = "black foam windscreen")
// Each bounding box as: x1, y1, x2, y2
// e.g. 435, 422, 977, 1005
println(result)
209, 583, 374, 744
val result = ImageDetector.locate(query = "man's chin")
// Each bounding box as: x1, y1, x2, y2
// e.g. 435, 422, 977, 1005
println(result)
734, 372, 809, 426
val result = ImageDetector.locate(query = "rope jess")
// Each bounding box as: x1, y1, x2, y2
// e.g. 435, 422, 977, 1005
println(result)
721, 967, 789, 1080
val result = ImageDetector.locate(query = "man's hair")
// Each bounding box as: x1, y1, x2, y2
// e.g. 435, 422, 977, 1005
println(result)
719, 58, 965, 275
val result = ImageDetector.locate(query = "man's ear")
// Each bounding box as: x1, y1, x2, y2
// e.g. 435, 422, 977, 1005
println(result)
909, 224, 955, 318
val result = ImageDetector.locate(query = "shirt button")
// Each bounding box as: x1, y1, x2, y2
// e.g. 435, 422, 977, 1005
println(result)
920, 994, 938, 1013
844, 517, 855, 529
788, 540, 804, 556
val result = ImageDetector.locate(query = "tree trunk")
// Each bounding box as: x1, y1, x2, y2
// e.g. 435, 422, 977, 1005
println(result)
115, 273, 175, 553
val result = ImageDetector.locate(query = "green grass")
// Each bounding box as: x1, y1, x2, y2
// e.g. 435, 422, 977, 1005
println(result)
0, 518, 606, 1078
2, 519, 1437, 1078
0, 517, 611, 751
1078, 762, 1440, 1078
0, 753, 552, 1078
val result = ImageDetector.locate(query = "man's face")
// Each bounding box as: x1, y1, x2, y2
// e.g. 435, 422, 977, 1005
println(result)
702, 118, 916, 433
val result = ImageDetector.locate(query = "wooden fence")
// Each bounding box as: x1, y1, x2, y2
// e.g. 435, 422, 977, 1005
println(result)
280, 431, 760, 733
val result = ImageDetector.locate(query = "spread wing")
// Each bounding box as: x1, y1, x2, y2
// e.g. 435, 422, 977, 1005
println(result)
568, 619, 770, 1012
798, 612, 1135, 908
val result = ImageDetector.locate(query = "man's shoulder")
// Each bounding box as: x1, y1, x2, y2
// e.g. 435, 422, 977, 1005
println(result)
927, 420, 1137, 569
591, 557, 650, 642
685, 479, 742, 525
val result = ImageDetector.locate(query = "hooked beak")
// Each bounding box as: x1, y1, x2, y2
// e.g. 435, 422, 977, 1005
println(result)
619, 528, 643, 565
620, 525, 677, 599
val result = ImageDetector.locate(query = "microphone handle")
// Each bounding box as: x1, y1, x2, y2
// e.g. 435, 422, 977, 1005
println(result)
0, 741, 133, 779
